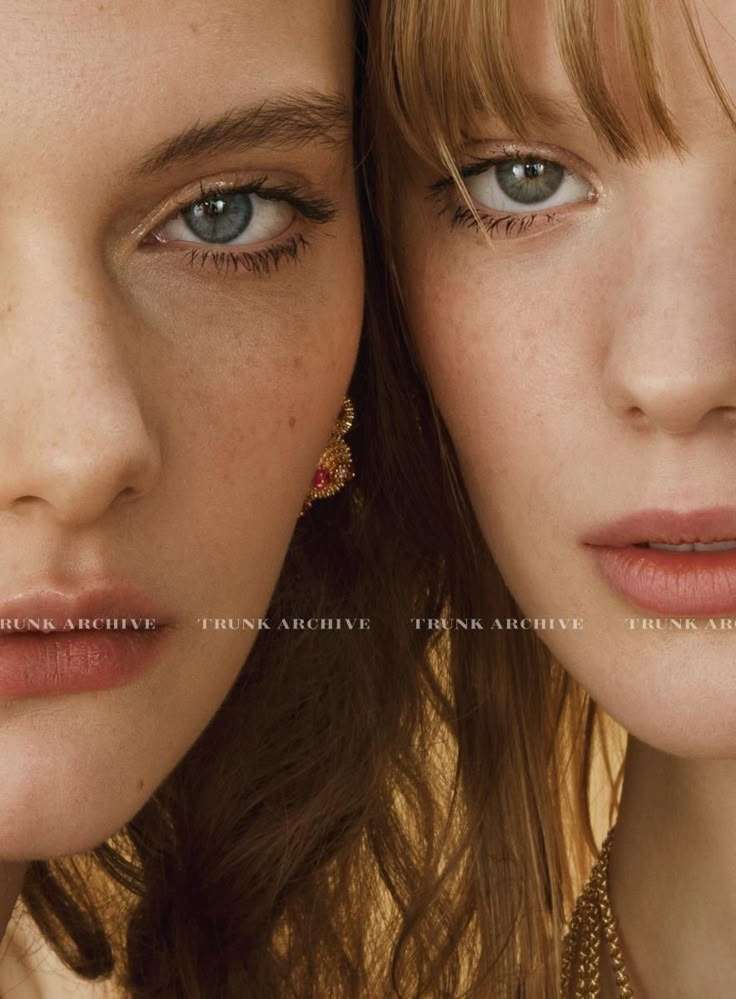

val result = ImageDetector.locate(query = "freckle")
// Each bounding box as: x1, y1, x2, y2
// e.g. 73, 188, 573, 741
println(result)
137, 778, 144, 791
5, 304, 11, 314
288, 415, 296, 429
189, 21, 200, 33
293, 356, 302, 370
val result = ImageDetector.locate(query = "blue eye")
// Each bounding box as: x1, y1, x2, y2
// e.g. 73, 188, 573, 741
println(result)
465, 156, 593, 212
155, 187, 295, 247
182, 191, 254, 243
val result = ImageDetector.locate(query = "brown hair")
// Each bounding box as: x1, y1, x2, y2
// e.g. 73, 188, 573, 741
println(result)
14, 5, 463, 997
363, 0, 736, 995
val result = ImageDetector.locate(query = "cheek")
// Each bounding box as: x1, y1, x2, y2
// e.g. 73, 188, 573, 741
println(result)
400, 228, 615, 625
404, 245, 592, 549
152, 262, 363, 611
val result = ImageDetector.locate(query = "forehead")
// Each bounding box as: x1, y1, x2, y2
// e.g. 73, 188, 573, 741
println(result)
0, 1, 353, 143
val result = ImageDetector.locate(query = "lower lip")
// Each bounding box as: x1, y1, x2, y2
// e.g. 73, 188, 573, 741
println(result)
0, 629, 169, 699
589, 545, 736, 615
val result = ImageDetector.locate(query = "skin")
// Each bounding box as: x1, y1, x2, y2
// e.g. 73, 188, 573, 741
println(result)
0, 0, 361, 989
396, 0, 736, 993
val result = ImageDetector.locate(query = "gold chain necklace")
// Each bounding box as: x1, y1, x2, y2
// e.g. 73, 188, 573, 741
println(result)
560, 826, 635, 998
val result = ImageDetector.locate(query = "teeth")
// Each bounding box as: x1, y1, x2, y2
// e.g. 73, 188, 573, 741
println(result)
648, 542, 696, 551
647, 540, 736, 552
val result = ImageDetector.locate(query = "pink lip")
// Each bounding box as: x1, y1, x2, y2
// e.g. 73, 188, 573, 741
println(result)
582, 506, 736, 547
583, 507, 736, 615
0, 583, 173, 698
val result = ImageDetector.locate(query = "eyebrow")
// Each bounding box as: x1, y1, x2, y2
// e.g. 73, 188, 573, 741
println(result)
131, 91, 352, 178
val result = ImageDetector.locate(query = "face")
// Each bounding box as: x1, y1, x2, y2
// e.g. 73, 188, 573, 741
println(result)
397, 0, 736, 757
0, 0, 362, 857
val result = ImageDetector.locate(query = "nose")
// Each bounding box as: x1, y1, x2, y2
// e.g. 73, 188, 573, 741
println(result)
0, 261, 161, 528
600, 200, 736, 436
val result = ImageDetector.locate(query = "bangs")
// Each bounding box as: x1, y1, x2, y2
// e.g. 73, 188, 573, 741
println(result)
372, 0, 736, 174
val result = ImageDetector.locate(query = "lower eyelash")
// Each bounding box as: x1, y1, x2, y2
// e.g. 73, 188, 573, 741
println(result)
183, 235, 309, 276
451, 206, 550, 238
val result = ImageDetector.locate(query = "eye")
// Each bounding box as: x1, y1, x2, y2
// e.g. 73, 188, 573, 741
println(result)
464, 155, 593, 213
153, 187, 295, 246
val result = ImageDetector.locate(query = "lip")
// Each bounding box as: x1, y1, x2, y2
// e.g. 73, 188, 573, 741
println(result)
0, 585, 171, 632
0, 583, 173, 698
582, 506, 736, 547
583, 507, 736, 615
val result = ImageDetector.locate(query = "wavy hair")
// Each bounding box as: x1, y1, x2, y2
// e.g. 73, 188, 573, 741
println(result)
15, 4, 468, 997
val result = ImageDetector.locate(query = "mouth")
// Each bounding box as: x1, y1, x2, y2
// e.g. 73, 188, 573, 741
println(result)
583, 506, 736, 549
583, 508, 736, 615
0, 582, 172, 697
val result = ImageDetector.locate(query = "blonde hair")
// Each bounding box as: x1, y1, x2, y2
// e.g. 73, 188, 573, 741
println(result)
372, 0, 735, 174
363, 1, 736, 995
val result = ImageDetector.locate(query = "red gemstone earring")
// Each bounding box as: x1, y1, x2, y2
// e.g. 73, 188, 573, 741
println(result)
300, 397, 355, 515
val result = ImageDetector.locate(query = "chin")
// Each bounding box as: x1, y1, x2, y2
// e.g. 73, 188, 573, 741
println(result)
618, 710, 736, 760
571, 640, 736, 760
0, 811, 129, 863
0, 753, 153, 861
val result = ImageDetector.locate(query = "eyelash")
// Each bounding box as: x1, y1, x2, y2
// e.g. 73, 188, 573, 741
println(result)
449, 206, 555, 238
433, 145, 593, 240
183, 235, 308, 277
144, 177, 337, 277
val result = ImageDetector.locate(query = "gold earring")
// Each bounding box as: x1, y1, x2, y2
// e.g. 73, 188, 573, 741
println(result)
301, 397, 355, 515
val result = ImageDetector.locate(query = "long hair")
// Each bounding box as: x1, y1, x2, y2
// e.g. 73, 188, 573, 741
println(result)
15, 5, 467, 997
363, 0, 736, 994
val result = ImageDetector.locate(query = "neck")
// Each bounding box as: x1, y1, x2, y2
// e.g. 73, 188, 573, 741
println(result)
609, 738, 736, 995
0, 860, 29, 957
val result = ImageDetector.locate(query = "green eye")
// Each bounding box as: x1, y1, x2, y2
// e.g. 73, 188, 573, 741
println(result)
495, 158, 565, 204
466, 156, 593, 212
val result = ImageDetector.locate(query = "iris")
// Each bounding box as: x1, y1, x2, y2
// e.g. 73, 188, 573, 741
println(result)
495, 157, 565, 204
183, 191, 254, 243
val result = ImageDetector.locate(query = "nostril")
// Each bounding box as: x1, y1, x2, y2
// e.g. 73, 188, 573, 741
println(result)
115, 484, 142, 504
6, 495, 55, 519
715, 406, 736, 425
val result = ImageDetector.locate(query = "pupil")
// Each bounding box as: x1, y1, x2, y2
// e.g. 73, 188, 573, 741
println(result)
522, 161, 543, 179
184, 191, 254, 244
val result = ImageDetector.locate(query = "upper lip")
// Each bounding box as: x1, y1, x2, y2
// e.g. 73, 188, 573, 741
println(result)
582, 506, 736, 547
0, 583, 172, 633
